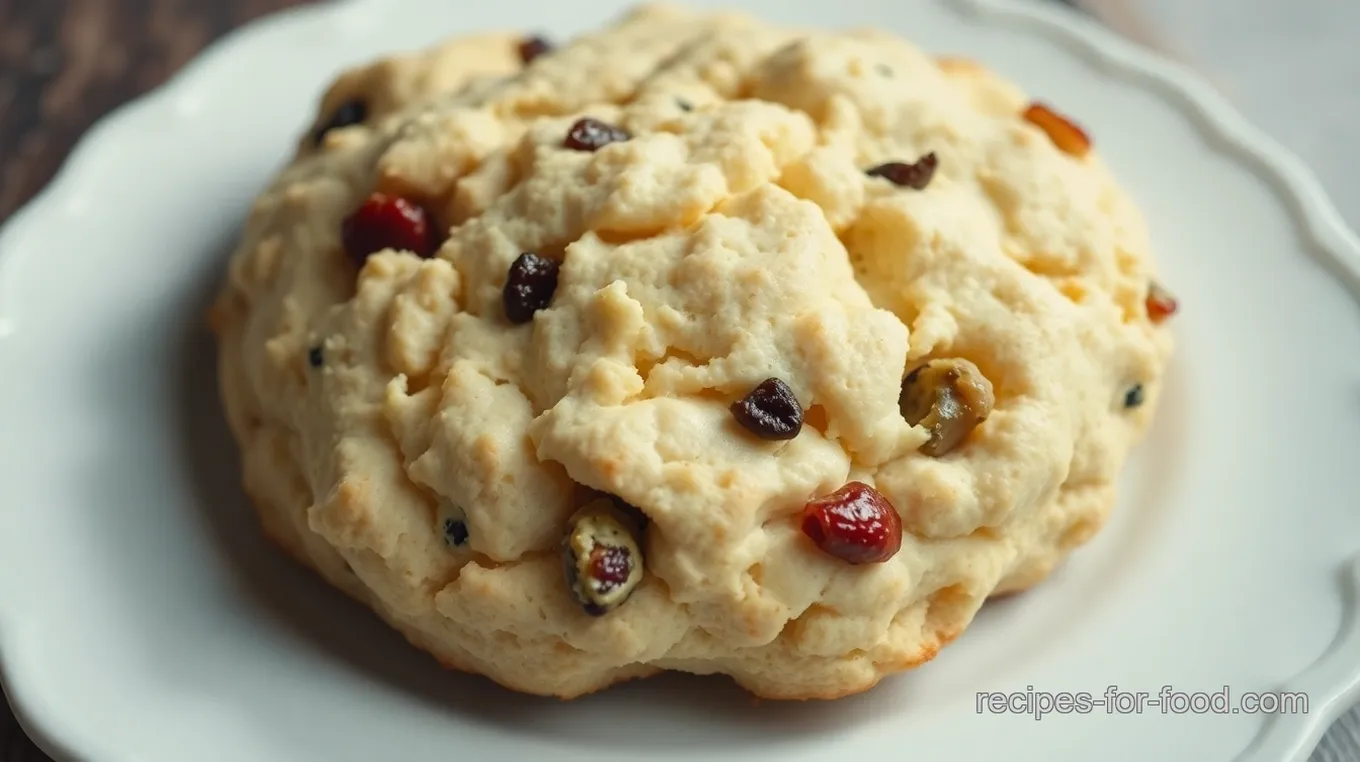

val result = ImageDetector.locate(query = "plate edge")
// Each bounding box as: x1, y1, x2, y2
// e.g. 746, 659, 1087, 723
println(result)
954, 0, 1360, 301
953, 1, 1360, 760
0, 0, 1358, 761
0, 4, 372, 761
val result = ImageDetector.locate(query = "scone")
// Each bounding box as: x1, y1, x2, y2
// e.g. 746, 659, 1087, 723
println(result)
209, 3, 1177, 700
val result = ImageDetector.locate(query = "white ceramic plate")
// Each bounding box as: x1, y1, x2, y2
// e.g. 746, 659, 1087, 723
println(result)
2, 0, 1359, 760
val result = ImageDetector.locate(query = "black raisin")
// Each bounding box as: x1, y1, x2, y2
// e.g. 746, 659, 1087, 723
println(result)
676, 97, 694, 112
519, 35, 553, 64
867, 152, 939, 190
1123, 383, 1145, 409
731, 378, 803, 440
314, 99, 367, 146
564, 118, 631, 152
503, 252, 561, 324
308, 345, 324, 368
443, 518, 470, 546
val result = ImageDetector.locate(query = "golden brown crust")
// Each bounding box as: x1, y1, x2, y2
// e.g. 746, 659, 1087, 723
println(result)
213, 4, 1172, 700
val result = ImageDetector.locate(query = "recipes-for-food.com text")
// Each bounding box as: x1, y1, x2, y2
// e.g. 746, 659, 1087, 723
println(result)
975, 685, 1308, 720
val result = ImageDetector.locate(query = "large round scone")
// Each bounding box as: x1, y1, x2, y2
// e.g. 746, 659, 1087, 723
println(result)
210, 3, 1176, 700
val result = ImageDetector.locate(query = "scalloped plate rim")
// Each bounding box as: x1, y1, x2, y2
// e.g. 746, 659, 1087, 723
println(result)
957, 2, 1360, 759
1, 0, 1358, 760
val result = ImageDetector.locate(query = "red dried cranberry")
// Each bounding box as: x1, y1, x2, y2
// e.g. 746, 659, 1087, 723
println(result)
801, 482, 903, 565
564, 118, 631, 152
1023, 102, 1091, 158
341, 193, 438, 266
1146, 281, 1178, 323
731, 378, 803, 440
867, 152, 938, 190
503, 252, 561, 324
588, 546, 631, 591
518, 35, 553, 64
314, 99, 367, 146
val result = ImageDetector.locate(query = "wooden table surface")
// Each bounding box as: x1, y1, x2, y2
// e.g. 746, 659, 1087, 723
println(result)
0, 2, 314, 757
0, 0, 314, 224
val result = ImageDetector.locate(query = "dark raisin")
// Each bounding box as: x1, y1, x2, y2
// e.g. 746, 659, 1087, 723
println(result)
867, 152, 939, 190
731, 378, 803, 440
801, 482, 903, 564
443, 518, 470, 547
519, 35, 553, 64
900, 358, 995, 456
314, 99, 367, 146
503, 252, 561, 324
676, 97, 694, 112
341, 192, 439, 266
564, 117, 631, 152
563, 499, 644, 616
438, 504, 470, 548
1146, 281, 1178, 324
307, 345, 324, 368
1123, 383, 1145, 409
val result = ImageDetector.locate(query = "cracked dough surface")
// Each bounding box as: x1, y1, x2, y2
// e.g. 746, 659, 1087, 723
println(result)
210, 3, 1173, 700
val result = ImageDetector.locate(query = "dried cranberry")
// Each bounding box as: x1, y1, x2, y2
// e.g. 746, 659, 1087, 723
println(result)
502, 252, 561, 324
564, 118, 631, 152
1023, 102, 1091, 158
731, 378, 803, 440
341, 193, 438, 266
867, 153, 938, 190
519, 35, 553, 64
314, 99, 367, 146
1146, 281, 1178, 323
588, 546, 631, 591
801, 482, 903, 565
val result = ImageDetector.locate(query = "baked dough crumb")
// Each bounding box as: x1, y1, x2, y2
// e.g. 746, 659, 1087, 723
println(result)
211, 3, 1174, 700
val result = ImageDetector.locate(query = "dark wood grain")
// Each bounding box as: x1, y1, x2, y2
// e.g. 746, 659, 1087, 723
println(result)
0, 0, 316, 225
0, 4, 319, 761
